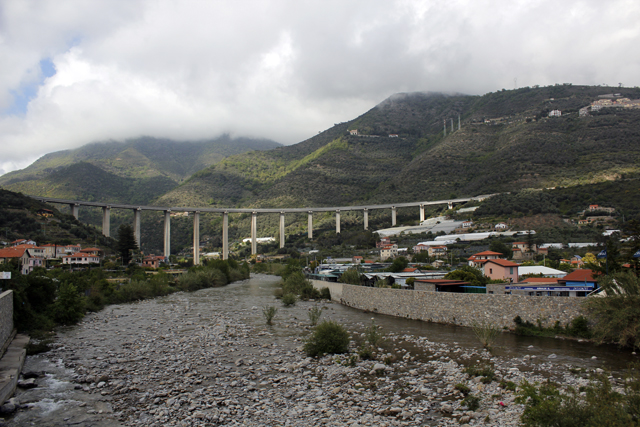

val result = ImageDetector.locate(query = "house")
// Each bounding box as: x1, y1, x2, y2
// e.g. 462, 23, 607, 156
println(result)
461, 220, 473, 229
377, 237, 392, 248
380, 244, 398, 260
142, 255, 165, 269
483, 259, 519, 283
494, 222, 508, 230
548, 110, 562, 117
388, 134, 399, 138
559, 269, 598, 288
79, 247, 103, 257
0, 247, 44, 274
468, 251, 504, 267
65, 245, 81, 254
412, 244, 429, 253
62, 252, 101, 265
570, 255, 585, 268
512, 242, 536, 260
352, 256, 363, 264
11, 239, 36, 247
427, 245, 447, 259
349, 129, 358, 136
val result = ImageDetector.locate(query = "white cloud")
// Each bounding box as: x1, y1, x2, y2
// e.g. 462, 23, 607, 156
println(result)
1, 0, 639, 175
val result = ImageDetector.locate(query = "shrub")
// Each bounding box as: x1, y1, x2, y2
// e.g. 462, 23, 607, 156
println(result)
340, 269, 361, 285
51, 282, 86, 325
319, 287, 331, 300
357, 345, 373, 360
281, 293, 296, 307
304, 320, 350, 357
308, 305, 323, 326
464, 364, 497, 383
462, 394, 481, 411
516, 374, 640, 427
472, 320, 501, 348
584, 272, 640, 349
262, 306, 278, 325
455, 383, 471, 395
565, 315, 591, 339
364, 320, 384, 348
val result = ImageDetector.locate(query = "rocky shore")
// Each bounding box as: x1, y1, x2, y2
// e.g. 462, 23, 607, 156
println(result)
2, 277, 609, 426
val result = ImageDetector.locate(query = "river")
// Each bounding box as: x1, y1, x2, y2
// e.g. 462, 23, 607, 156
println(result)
4, 274, 636, 426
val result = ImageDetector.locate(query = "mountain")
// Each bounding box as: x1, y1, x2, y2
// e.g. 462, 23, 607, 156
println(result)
158, 85, 640, 209
0, 135, 281, 203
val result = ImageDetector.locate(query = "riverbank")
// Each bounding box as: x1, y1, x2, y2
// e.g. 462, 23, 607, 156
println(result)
2, 275, 631, 426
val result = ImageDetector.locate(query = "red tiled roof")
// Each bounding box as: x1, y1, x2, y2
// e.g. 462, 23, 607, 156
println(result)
0, 248, 27, 258
561, 269, 597, 283
402, 268, 418, 272
484, 259, 519, 267
80, 247, 101, 252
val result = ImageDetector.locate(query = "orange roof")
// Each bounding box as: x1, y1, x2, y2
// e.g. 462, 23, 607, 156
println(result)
561, 269, 597, 283
484, 259, 519, 267
0, 248, 27, 258
14, 244, 37, 249
80, 247, 101, 252
402, 268, 419, 272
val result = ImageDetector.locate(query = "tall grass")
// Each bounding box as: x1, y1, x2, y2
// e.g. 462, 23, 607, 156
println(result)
471, 320, 501, 348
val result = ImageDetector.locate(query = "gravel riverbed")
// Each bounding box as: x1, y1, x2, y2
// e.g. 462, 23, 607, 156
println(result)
2, 275, 615, 426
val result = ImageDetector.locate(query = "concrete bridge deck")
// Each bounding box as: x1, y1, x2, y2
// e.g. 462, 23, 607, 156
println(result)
29, 194, 496, 264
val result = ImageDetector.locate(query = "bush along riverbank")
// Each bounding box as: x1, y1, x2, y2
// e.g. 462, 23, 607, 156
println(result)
1, 258, 250, 344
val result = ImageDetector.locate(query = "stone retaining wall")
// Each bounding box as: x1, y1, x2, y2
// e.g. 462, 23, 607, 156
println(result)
310, 280, 343, 302
0, 291, 13, 350
340, 285, 584, 329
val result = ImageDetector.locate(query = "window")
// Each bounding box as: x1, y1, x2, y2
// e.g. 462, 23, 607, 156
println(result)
489, 268, 493, 274
510, 267, 513, 274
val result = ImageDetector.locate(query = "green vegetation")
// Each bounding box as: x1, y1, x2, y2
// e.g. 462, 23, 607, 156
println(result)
281, 293, 296, 307
262, 306, 278, 325
471, 321, 501, 348
461, 394, 481, 411
464, 363, 497, 384
308, 305, 323, 326
303, 320, 351, 357
1, 259, 248, 334
340, 268, 362, 285
513, 315, 592, 339
117, 224, 138, 265
516, 373, 640, 427
584, 272, 640, 349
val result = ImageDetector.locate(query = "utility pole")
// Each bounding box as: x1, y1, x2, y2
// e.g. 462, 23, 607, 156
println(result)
443, 120, 446, 137
451, 118, 454, 132
458, 115, 461, 131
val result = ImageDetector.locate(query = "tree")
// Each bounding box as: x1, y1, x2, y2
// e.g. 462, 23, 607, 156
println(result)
387, 256, 409, 272
117, 224, 138, 265
445, 266, 488, 287
489, 240, 512, 258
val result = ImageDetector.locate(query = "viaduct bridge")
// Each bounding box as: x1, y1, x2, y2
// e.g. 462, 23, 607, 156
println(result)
29, 195, 494, 264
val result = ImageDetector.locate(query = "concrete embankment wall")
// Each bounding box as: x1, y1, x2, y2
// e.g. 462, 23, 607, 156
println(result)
0, 291, 13, 351
310, 280, 343, 302
315, 283, 584, 329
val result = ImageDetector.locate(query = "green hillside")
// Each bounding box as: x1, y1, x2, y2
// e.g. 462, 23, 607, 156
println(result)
0, 135, 281, 191
160, 85, 640, 209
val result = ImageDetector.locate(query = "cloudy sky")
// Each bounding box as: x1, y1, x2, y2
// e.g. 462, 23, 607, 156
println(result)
1, 0, 639, 176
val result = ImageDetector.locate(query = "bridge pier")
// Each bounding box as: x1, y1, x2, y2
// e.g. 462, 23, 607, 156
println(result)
251, 212, 257, 255
164, 210, 171, 259
102, 206, 111, 237
420, 204, 425, 223
363, 208, 368, 230
391, 207, 397, 226
448, 201, 453, 210
222, 212, 229, 260
133, 208, 141, 248
336, 210, 341, 234
279, 212, 285, 249
308, 211, 313, 239
193, 211, 200, 266
70, 203, 79, 220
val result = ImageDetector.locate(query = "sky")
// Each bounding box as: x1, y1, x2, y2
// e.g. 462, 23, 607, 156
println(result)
1, 0, 640, 176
